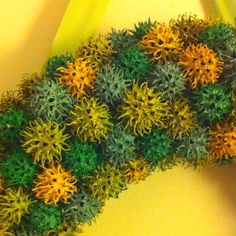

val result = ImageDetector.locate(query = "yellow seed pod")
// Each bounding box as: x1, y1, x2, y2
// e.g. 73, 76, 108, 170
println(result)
166, 98, 196, 139
0, 220, 13, 236
169, 13, 220, 46
77, 34, 114, 66
21, 119, 70, 166
0, 177, 4, 193
210, 123, 236, 159
0, 90, 21, 113
179, 43, 224, 88
0, 187, 33, 226
68, 97, 113, 143
122, 157, 150, 184
140, 23, 182, 63
58, 58, 98, 99
119, 82, 169, 136
33, 164, 77, 204
18, 73, 44, 100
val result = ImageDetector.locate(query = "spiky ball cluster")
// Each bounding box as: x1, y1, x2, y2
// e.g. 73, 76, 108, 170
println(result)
102, 125, 136, 165
119, 82, 169, 135
169, 13, 211, 46
45, 54, 74, 79
0, 150, 36, 187
122, 157, 150, 184
86, 163, 127, 201
21, 119, 69, 166
93, 66, 130, 105
0, 187, 33, 226
151, 62, 186, 100
28, 202, 62, 233
138, 129, 173, 164
77, 35, 114, 66
0, 177, 4, 193
18, 73, 44, 100
130, 18, 156, 40
200, 23, 236, 50
1, 14, 236, 235
0, 91, 21, 113
0, 109, 29, 142
58, 58, 97, 98
62, 189, 103, 225
63, 140, 99, 178
68, 97, 113, 142
210, 123, 236, 159
166, 99, 196, 139
192, 84, 232, 124
116, 45, 152, 81
107, 28, 134, 52
140, 23, 182, 63
176, 128, 210, 165
33, 164, 77, 204
29, 79, 74, 122
179, 44, 224, 88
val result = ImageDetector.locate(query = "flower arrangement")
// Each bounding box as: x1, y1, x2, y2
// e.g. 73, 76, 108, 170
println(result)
0, 14, 235, 235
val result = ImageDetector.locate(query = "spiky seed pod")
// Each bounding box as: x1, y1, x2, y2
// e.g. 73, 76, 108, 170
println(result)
62, 140, 99, 178
21, 119, 70, 166
176, 128, 210, 164
8, 221, 39, 236
28, 202, 62, 233
18, 73, 44, 101
138, 129, 173, 164
228, 92, 236, 125
200, 23, 236, 51
130, 18, 156, 40
62, 189, 103, 225
0, 109, 29, 143
210, 123, 236, 159
179, 44, 224, 88
155, 155, 182, 172
49, 222, 83, 236
45, 54, 74, 79
0, 90, 21, 113
57, 58, 98, 99
93, 66, 130, 106
151, 62, 186, 100
166, 98, 196, 139
102, 125, 136, 166
121, 157, 151, 184
0, 150, 36, 187
85, 163, 127, 201
140, 23, 182, 63
0, 142, 6, 160
29, 79, 74, 122
169, 13, 214, 47
107, 28, 135, 52
192, 84, 232, 125
68, 97, 113, 143
116, 45, 152, 81
0, 177, 4, 193
33, 164, 77, 204
217, 44, 236, 88
0, 222, 13, 236
0, 187, 33, 225
118, 82, 169, 136
77, 35, 114, 66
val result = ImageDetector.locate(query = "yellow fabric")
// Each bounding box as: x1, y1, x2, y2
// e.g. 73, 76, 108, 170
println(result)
0, 0, 69, 92
49, 0, 109, 56
0, 1, 236, 236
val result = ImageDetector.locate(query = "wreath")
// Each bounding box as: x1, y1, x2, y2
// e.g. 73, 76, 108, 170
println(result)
0, 14, 235, 235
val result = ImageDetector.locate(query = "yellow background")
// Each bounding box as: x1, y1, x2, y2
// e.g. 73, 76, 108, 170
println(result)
0, 1, 236, 235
